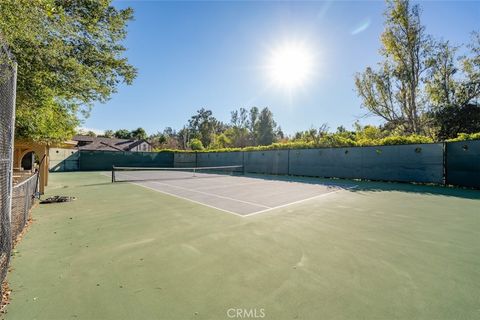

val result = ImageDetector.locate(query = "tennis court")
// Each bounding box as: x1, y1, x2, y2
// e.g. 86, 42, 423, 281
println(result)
111, 166, 358, 216
5, 171, 480, 320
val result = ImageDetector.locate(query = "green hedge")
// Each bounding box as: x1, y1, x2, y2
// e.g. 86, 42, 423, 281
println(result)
446, 132, 480, 142
153, 133, 479, 153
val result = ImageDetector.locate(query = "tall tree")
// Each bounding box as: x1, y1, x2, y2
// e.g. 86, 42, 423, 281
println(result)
188, 108, 222, 147
154, 127, 182, 149
0, 0, 137, 142
426, 33, 480, 138
131, 127, 147, 140
229, 107, 249, 147
432, 104, 480, 140
248, 107, 259, 145
355, 0, 433, 134
256, 108, 277, 145
114, 129, 131, 139
103, 130, 115, 138
178, 126, 190, 150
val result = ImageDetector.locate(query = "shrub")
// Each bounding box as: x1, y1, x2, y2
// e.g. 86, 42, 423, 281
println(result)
189, 138, 204, 150
446, 132, 480, 142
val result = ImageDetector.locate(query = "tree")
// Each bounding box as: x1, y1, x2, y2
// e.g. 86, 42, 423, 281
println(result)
14, 102, 79, 141
189, 138, 204, 150
355, 0, 433, 134
248, 107, 259, 145
229, 107, 249, 147
275, 126, 285, 141
256, 108, 277, 145
431, 104, 480, 140
131, 127, 147, 140
354, 123, 386, 142
149, 127, 182, 149
0, 0, 137, 142
103, 130, 115, 138
425, 33, 480, 138
114, 129, 131, 139
293, 124, 329, 144
425, 41, 459, 110
188, 108, 222, 147
209, 133, 232, 149
177, 126, 190, 150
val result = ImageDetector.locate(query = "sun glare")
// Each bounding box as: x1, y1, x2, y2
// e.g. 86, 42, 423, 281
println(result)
266, 42, 315, 90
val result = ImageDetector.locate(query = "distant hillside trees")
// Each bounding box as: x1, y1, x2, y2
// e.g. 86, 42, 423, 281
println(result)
142, 106, 282, 150
95, 128, 148, 140
113, 129, 132, 139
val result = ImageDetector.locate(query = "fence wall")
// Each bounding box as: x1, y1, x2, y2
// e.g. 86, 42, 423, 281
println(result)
244, 150, 289, 175
196, 152, 243, 168
11, 173, 38, 241
289, 148, 360, 179
289, 144, 444, 184
446, 140, 480, 188
50, 140, 480, 188
0, 41, 17, 301
78, 150, 173, 171
173, 152, 196, 168
49, 148, 79, 172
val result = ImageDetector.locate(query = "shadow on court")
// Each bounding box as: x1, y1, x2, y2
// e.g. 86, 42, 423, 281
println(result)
242, 173, 480, 201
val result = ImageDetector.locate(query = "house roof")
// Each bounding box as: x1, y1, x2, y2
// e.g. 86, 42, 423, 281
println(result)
72, 135, 151, 151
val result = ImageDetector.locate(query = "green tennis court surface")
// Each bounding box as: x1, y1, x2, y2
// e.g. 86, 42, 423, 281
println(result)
6, 172, 480, 319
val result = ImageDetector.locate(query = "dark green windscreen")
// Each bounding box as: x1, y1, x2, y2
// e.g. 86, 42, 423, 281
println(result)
289, 148, 361, 179
446, 140, 480, 188
244, 150, 289, 175
289, 144, 444, 184
78, 150, 173, 171
196, 152, 243, 167
361, 144, 444, 183
173, 152, 196, 168
56, 141, 480, 188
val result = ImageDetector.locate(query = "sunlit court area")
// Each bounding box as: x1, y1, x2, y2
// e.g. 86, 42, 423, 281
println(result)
1, 0, 480, 319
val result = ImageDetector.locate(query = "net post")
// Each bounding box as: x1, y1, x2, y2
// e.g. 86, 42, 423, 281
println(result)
193, 168, 196, 177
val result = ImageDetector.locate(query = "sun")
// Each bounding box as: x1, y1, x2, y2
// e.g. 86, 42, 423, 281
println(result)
266, 42, 315, 90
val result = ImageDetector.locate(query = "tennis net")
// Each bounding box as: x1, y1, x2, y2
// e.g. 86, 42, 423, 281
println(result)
112, 165, 244, 183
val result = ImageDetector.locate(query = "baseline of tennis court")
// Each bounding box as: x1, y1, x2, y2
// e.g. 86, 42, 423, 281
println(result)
113, 169, 358, 216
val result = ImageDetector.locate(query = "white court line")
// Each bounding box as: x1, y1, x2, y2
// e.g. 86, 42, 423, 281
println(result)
192, 178, 278, 191
241, 185, 359, 217
149, 180, 271, 209
106, 172, 358, 218
127, 181, 247, 218
113, 170, 271, 208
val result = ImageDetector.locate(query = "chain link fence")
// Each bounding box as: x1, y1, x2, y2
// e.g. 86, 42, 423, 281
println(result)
0, 38, 17, 302
11, 173, 38, 241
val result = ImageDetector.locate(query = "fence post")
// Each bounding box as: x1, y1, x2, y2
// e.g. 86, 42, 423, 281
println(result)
443, 141, 448, 186
242, 150, 246, 175
287, 149, 291, 175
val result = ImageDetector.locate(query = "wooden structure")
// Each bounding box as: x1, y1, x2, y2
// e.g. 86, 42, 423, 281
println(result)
13, 140, 76, 194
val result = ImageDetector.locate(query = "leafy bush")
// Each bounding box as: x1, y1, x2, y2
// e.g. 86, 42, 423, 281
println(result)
446, 132, 480, 142
189, 138, 204, 150
358, 135, 433, 146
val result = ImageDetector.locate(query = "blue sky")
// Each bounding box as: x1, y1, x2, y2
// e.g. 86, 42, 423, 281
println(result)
83, 0, 480, 135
